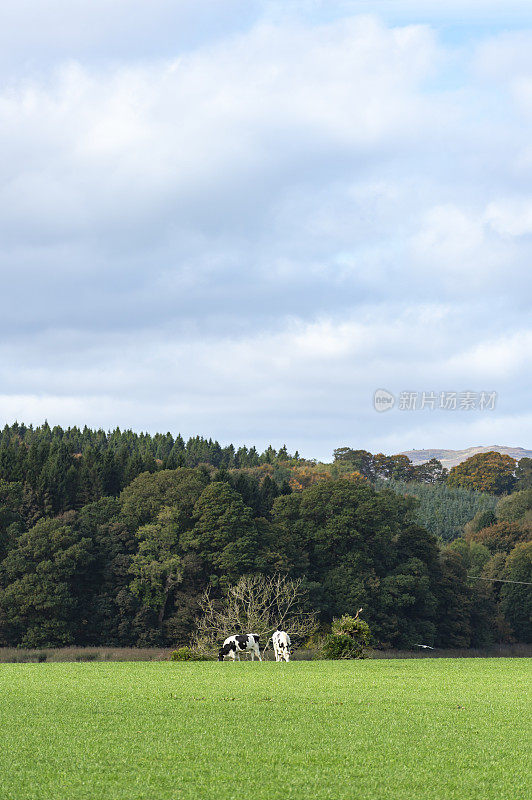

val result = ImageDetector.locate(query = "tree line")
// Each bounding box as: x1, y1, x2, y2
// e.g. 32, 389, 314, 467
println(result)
0, 422, 297, 521
334, 446, 532, 495
0, 465, 530, 650
0, 424, 530, 650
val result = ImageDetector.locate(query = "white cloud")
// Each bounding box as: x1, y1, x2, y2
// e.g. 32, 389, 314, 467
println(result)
485, 198, 532, 237
412, 205, 485, 266
3, 305, 530, 458
445, 330, 532, 380
0, 17, 440, 248
474, 31, 532, 82
1, 11, 532, 456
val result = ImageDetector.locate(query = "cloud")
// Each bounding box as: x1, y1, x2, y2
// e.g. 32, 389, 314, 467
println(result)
2, 1, 529, 78
0, 1, 261, 76
1, 304, 529, 457
0, 17, 439, 246
445, 330, 532, 380
0, 9, 531, 457
485, 199, 532, 237
265, 1, 532, 28
474, 31, 532, 82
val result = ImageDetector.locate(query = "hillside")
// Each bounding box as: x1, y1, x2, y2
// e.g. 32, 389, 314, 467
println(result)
400, 446, 532, 470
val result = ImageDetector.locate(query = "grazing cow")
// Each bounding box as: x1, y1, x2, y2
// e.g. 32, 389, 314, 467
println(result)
218, 634, 262, 661
272, 629, 291, 662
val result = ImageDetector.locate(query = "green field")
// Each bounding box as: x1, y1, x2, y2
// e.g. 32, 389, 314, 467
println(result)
0, 659, 530, 800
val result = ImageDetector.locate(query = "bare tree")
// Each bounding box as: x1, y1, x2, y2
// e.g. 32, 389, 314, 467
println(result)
192, 574, 318, 657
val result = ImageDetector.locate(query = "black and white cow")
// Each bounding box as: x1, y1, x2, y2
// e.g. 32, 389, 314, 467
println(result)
272, 629, 291, 662
218, 634, 262, 661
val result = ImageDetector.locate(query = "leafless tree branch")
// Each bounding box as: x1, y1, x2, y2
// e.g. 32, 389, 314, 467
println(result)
191, 574, 318, 656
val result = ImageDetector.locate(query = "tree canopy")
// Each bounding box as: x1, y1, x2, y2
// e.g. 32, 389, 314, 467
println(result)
0, 423, 530, 649
447, 451, 517, 495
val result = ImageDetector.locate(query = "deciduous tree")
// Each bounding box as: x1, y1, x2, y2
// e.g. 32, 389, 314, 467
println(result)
192, 573, 317, 656
447, 452, 516, 495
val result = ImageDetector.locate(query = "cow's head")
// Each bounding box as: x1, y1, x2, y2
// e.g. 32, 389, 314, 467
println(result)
218, 645, 229, 661
218, 641, 236, 661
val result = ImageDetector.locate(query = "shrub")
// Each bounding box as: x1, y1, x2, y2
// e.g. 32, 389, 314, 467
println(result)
170, 647, 195, 661
322, 614, 371, 659
169, 647, 212, 661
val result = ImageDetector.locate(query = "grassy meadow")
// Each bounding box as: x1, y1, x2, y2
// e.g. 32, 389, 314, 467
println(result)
0, 659, 530, 800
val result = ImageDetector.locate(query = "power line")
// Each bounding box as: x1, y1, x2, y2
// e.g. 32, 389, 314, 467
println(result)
468, 575, 532, 586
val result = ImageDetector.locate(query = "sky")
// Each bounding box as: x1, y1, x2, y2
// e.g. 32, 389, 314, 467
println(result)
1, 1, 531, 460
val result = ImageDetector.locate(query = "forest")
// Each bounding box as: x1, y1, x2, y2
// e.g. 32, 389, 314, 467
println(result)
0, 422, 530, 649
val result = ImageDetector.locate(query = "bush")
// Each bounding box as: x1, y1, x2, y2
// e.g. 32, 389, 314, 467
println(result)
322, 634, 358, 659
322, 615, 371, 659
170, 647, 195, 661
169, 647, 212, 661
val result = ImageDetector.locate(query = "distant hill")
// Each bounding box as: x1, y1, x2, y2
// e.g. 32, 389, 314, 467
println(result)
400, 446, 532, 470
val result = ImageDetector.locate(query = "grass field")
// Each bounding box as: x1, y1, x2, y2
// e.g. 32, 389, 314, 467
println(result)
0, 659, 530, 800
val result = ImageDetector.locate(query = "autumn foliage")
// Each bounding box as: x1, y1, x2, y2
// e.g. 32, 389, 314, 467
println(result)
465, 521, 531, 554
447, 451, 517, 495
